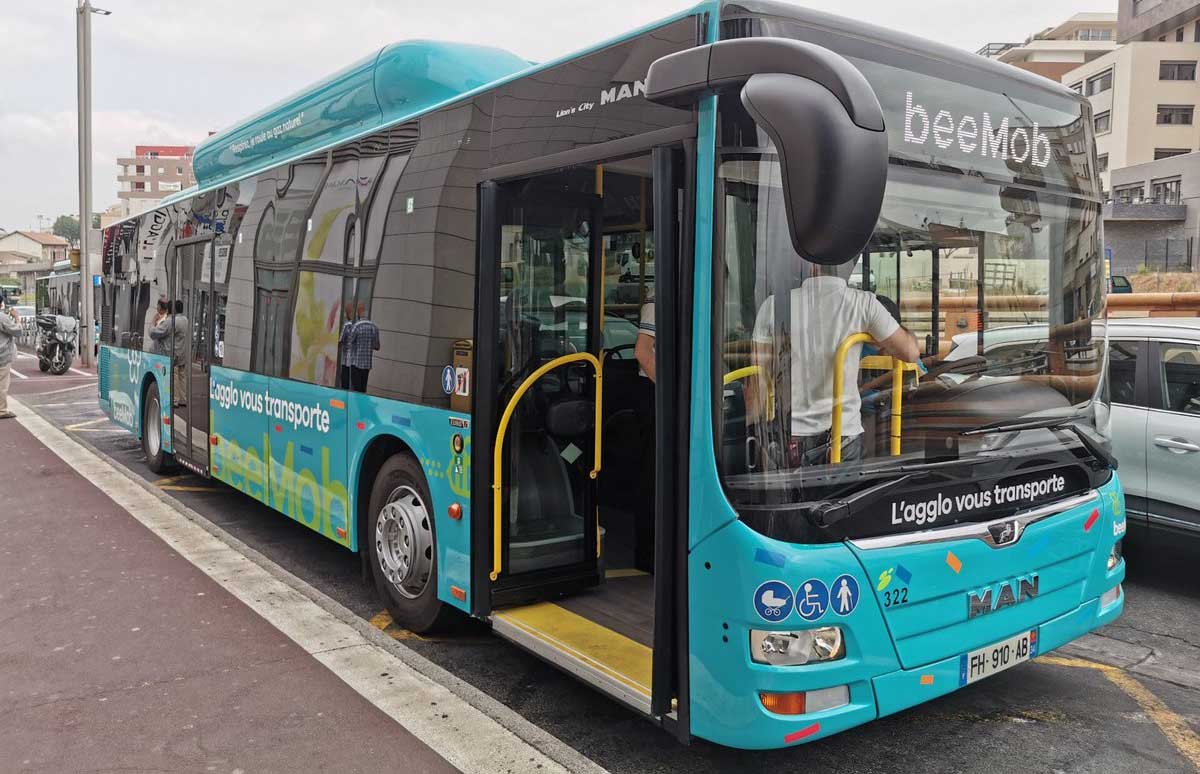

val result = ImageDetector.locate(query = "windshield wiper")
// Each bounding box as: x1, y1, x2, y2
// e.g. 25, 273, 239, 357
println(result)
960, 414, 1117, 470
808, 474, 915, 528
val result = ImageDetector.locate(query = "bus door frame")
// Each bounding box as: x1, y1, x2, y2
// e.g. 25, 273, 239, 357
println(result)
471, 131, 696, 734
168, 234, 215, 474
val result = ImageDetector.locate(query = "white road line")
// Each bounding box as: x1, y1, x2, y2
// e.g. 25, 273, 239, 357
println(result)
9, 398, 605, 774
68, 367, 92, 377
15, 351, 35, 360
9, 368, 28, 379
29, 382, 97, 397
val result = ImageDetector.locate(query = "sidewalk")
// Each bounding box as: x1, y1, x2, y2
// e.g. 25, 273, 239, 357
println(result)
0, 409, 458, 772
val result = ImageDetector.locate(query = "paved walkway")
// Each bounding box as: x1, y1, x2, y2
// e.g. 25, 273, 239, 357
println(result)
0, 412, 458, 773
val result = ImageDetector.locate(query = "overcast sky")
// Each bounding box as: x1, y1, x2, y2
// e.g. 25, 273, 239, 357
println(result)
1, 0, 1109, 232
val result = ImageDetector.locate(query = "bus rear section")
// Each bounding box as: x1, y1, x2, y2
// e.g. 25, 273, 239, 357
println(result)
683, 5, 1123, 748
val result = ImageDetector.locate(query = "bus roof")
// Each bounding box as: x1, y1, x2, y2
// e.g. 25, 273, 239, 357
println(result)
123, 0, 1082, 229
148, 2, 714, 215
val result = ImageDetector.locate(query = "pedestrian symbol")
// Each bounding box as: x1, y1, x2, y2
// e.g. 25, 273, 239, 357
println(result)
832, 574, 860, 616
795, 578, 829, 622
753, 580, 794, 622
441, 365, 456, 395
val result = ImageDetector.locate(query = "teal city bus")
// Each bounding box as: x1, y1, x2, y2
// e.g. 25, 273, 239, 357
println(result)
97, 0, 1125, 748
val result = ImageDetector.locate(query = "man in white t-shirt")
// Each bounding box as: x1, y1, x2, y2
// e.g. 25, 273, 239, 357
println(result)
752, 266, 919, 466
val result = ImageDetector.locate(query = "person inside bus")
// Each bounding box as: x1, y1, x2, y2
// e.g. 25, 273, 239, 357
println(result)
150, 298, 189, 406
633, 297, 655, 572
751, 261, 919, 467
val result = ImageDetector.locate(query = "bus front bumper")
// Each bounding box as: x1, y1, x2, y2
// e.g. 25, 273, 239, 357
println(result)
872, 582, 1124, 718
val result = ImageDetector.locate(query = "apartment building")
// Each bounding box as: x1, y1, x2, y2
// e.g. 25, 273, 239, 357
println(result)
978, 13, 1118, 81
1119, 0, 1200, 42
1104, 151, 1200, 271
1063, 42, 1200, 192
116, 145, 196, 218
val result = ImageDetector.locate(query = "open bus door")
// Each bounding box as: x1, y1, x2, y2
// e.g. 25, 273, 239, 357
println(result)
168, 238, 214, 474
472, 145, 690, 730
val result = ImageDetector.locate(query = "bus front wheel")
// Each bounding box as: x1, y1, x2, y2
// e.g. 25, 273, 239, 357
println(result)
142, 387, 172, 474
367, 454, 454, 633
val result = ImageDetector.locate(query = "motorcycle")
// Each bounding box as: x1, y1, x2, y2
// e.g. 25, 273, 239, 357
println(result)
36, 314, 78, 376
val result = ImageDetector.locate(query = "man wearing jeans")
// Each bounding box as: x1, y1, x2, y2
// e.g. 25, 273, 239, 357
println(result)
0, 302, 22, 420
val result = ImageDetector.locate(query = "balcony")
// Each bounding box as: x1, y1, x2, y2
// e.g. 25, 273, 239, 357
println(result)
1104, 199, 1187, 220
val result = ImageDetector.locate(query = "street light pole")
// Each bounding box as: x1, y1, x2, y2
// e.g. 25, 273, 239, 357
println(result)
75, 0, 109, 368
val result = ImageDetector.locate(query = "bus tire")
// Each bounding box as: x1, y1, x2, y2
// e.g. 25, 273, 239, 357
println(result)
142, 387, 172, 474
367, 454, 454, 633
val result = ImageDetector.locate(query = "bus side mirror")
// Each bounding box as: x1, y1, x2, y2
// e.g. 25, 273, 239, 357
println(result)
646, 37, 888, 265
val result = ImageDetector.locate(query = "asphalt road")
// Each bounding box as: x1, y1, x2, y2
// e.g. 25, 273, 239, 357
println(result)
15, 370, 1200, 773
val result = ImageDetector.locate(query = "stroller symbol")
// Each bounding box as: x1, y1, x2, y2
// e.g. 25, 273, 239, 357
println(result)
753, 581, 794, 622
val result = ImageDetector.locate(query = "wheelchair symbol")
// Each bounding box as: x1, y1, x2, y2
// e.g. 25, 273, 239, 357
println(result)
795, 578, 830, 622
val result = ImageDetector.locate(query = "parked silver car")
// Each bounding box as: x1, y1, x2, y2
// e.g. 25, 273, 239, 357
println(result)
946, 317, 1200, 544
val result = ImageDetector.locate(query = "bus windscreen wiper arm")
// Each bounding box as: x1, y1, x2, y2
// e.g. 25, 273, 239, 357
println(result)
960, 414, 1117, 470
808, 474, 915, 528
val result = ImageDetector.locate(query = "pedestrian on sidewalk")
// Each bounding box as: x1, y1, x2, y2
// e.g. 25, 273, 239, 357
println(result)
0, 300, 22, 419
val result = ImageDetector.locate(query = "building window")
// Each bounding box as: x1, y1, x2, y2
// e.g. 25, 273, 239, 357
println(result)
1151, 177, 1182, 204
1094, 110, 1112, 133
1070, 81, 1084, 94
1178, 27, 1186, 42
1195, 20, 1200, 42
1114, 184, 1144, 203
1086, 69, 1113, 96
132, 182, 146, 192
1154, 147, 1190, 159
1157, 104, 1194, 124
135, 165, 145, 175
1097, 153, 1109, 173
1160, 61, 1197, 80
176, 166, 184, 174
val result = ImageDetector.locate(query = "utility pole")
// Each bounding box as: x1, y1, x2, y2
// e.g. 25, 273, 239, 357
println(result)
76, 1, 109, 368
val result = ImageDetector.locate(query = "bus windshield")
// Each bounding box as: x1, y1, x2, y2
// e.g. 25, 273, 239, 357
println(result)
715, 122, 1108, 541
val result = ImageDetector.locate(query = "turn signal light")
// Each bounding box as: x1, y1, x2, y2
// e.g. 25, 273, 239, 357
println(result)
760, 692, 806, 715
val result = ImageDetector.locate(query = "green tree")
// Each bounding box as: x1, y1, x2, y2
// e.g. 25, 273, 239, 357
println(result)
52, 215, 80, 246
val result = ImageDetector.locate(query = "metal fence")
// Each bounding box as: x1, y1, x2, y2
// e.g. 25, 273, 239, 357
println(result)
1138, 238, 1193, 273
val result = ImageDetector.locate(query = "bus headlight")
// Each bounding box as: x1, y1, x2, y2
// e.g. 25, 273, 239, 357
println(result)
1107, 539, 1123, 571
750, 627, 845, 666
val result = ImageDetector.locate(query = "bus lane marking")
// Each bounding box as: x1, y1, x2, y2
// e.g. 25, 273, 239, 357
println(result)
11, 398, 606, 774
1040, 654, 1200, 770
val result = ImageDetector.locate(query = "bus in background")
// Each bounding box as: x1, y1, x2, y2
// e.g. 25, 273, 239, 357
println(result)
96, 0, 1123, 749
36, 270, 82, 319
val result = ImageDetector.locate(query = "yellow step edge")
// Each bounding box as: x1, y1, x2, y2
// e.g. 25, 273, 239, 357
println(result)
493, 602, 652, 697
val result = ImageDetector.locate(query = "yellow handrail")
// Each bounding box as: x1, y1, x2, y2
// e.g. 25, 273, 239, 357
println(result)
831, 333, 918, 463
723, 365, 760, 385
490, 352, 603, 581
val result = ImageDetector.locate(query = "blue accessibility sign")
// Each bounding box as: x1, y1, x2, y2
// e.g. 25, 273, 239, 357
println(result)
831, 574, 860, 616
795, 578, 830, 622
441, 365, 456, 395
753, 580, 794, 622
